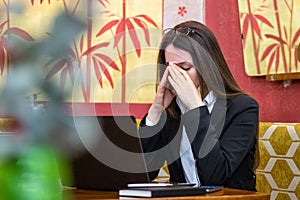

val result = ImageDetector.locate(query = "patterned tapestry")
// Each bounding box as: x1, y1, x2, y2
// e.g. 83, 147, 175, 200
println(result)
238, 0, 300, 76
0, 0, 204, 117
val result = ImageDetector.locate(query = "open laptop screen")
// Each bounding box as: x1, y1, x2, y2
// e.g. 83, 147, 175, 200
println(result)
68, 116, 149, 190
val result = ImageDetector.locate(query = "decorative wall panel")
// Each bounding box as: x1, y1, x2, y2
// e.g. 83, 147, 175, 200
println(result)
0, 0, 204, 117
238, 0, 300, 76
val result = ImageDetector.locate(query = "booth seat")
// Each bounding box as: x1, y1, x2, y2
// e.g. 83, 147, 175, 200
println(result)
256, 122, 300, 200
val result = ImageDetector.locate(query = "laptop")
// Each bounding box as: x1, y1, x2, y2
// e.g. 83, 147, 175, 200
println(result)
67, 115, 150, 190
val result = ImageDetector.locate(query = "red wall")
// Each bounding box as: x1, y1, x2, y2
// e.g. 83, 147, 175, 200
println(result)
206, 0, 300, 123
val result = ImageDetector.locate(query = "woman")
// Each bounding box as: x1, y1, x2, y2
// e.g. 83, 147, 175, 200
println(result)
139, 20, 259, 191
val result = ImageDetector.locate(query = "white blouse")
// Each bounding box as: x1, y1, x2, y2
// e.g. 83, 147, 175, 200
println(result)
146, 91, 216, 186
177, 91, 216, 186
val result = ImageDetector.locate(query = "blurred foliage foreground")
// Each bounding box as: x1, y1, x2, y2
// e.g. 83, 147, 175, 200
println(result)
0, 12, 86, 200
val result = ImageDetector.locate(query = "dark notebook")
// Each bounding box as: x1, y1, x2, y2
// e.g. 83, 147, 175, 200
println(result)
68, 116, 150, 190
119, 185, 223, 198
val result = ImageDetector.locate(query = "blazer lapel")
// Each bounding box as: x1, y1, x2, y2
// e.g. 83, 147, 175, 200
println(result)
198, 98, 227, 158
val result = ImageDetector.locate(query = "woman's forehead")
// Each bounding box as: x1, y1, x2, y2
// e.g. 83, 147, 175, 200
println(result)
165, 44, 193, 63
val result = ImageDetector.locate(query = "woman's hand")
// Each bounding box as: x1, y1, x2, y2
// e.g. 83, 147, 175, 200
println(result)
147, 67, 175, 124
168, 63, 204, 110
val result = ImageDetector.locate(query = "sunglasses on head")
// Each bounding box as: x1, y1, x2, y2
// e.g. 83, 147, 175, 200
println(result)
163, 27, 202, 38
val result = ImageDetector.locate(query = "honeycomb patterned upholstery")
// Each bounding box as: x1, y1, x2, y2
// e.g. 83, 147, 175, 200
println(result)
256, 122, 300, 200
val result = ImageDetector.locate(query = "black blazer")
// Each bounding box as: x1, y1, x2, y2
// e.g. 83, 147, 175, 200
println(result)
139, 94, 259, 191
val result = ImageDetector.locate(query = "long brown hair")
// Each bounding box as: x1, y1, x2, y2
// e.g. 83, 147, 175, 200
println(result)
156, 20, 260, 170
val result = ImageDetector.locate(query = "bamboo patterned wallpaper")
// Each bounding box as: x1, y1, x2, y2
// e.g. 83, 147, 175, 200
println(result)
0, 0, 162, 104
238, 0, 300, 76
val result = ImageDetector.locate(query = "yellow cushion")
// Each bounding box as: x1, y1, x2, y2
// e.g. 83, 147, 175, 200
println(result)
256, 122, 300, 199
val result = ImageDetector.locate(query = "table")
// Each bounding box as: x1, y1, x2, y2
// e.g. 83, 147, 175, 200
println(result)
66, 188, 270, 200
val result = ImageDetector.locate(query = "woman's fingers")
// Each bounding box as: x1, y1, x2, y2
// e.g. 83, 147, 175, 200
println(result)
168, 63, 193, 91
167, 62, 204, 110
170, 63, 193, 83
160, 68, 170, 84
